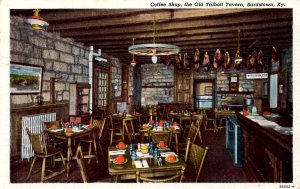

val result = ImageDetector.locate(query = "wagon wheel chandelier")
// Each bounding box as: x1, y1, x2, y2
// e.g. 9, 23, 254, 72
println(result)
128, 16, 180, 64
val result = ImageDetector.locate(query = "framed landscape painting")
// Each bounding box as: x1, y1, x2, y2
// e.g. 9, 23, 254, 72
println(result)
10, 62, 43, 94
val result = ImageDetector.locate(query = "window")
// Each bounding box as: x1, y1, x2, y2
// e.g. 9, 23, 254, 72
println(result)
93, 63, 110, 109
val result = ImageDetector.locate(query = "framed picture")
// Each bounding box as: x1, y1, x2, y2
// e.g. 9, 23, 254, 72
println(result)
229, 73, 239, 92
10, 62, 43, 94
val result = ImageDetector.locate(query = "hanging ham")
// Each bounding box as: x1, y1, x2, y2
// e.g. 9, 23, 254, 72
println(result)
194, 48, 200, 63
255, 49, 264, 72
223, 51, 230, 69
271, 46, 279, 64
203, 51, 210, 71
213, 49, 222, 70
175, 53, 182, 69
246, 50, 257, 69
183, 52, 189, 68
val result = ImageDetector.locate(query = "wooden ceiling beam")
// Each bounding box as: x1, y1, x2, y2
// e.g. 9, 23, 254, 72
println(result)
49, 9, 290, 31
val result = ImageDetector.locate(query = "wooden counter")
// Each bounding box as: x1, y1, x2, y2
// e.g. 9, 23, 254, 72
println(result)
237, 113, 292, 182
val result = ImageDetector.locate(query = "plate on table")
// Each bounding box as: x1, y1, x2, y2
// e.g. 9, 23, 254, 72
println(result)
116, 144, 128, 149
164, 156, 179, 163
113, 158, 128, 165
156, 144, 168, 149
48, 128, 63, 132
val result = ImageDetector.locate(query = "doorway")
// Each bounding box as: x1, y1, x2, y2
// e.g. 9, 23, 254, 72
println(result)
194, 79, 215, 110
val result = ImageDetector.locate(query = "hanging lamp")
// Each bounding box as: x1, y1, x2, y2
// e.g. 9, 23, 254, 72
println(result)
130, 38, 137, 66
128, 16, 180, 64
234, 29, 243, 64
25, 9, 49, 30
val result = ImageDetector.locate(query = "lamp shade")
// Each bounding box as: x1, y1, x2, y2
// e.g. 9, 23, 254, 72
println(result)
131, 59, 136, 67
152, 55, 158, 64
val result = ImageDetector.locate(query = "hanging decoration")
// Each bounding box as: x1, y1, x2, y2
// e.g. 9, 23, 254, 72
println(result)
194, 48, 200, 72
175, 53, 182, 69
213, 49, 222, 70
203, 51, 210, 71
183, 52, 190, 69
130, 38, 137, 67
25, 9, 49, 30
223, 51, 230, 69
234, 29, 243, 70
255, 49, 264, 72
246, 50, 257, 69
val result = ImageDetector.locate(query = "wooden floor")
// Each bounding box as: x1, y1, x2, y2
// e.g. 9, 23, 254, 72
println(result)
10, 128, 249, 183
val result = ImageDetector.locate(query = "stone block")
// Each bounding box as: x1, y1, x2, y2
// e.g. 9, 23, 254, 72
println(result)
43, 72, 55, 81
11, 95, 34, 105
71, 65, 82, 74
44, 61, 53, 70
42, 92, 50, 102
47, 39, 55, 49
42, 81, 50, 91
79, 57, 89, 66
60, 52, 74, 64
63, 91, 70, 101
27, 58, 44, 67
55, 41, 71, 53
72, 46, 81, 55
53, 62, 68, 72
43, 49, 59, 60
29, 36, 47, 47
55, 82, 66, 91
10, 54, 26, 63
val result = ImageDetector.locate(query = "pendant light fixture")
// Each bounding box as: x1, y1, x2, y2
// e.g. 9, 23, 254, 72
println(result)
130, 38, 137, 66
25, 9, 49, 30
128, 16, 180, 64
234, 29, 243, 65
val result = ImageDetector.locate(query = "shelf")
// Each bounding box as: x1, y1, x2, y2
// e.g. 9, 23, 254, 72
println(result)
142, 82, 174, 88
217, 91, 254, 94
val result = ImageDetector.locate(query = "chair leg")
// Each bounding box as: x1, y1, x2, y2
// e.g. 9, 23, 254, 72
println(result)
26, 156, 37, 181
110, 130, 114, 145
88, 143, 92, 164
41, 157, 46, 182
60, 152, 67, 174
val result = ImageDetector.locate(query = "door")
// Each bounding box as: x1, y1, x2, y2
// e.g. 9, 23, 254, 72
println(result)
174, 69, 193, 105
93, 62, 111, 118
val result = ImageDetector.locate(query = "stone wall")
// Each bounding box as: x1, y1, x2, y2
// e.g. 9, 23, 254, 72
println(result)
10, 16, 123, 106
141, 64, 174, 106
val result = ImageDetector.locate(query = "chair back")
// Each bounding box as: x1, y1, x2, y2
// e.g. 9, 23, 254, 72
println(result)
187, 122, 200, 144
26, 128, 47, 155
43, 119, 62, 129
93, 118, 106, 140
150, 130, 171, 146
137, 171, 182, 183
185, 140, 208, 182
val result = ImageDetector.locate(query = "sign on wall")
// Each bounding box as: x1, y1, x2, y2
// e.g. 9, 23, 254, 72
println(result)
246, 73, 268, 79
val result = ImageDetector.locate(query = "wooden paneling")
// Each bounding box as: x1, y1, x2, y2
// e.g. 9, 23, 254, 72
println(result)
174, 69, 193, 105
237, 113, 292, 182
10, 102, 69, 159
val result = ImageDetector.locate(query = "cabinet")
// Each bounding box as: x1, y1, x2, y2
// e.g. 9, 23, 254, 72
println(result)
69, 82, 91, 124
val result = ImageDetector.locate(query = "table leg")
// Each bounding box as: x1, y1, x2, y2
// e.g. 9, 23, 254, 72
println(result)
66, 138, 72, 176
130, 120, 135, 140
175, 134, 179, 154
93, 132, 98, 163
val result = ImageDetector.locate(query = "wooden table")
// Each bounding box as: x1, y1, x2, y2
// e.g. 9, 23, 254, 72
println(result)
168, 113, 191, 126
45, 126, 97, 177
112, 115, 138, 142
139, 126, 181, 154
108, 146, 186, 182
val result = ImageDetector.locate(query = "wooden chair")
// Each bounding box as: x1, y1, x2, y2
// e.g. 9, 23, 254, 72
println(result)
172, 121, 200, 159
183, 114, 203, 141
136, 171, 183, 183
150, 130, 172, 146
26, 128, 66, 182
203, 110, 218, 132
183, 140, 208, 182
79, 118, 106, 164
43, 119, 66, 147
108, 115, 124, 145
